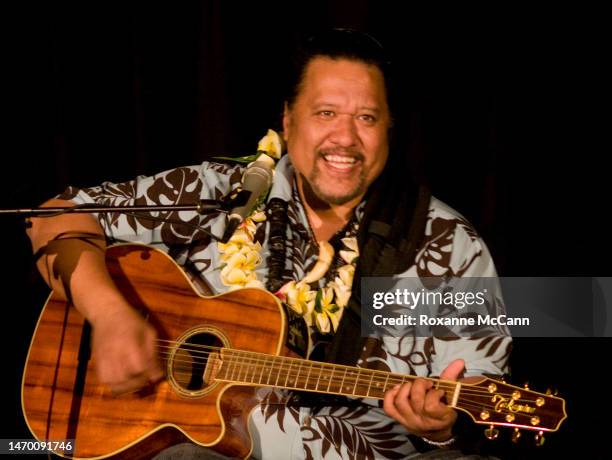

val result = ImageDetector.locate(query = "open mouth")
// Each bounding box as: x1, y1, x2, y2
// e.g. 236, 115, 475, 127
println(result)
321, 154, 360, 171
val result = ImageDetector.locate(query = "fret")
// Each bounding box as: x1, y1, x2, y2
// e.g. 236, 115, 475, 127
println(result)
274, 356, 284, 387
258, 354, 267, 384
283, 360, 294, 388
294, 361, 303, 388
351, 368, 361, 395
339, 368, 348, 394
238, 351, 248, 382
366, 369, 375, 398
245, 352, 255, 383
236, 351, 247, 383
266, 356, 275, 385
369, 372, 386, 398
383, 372, 390, 393
247, 353, 257, 383
240, 352, 249, 383
304, 361, 314, 390
326, 367, 346, 395
245, 352, 256, 383
326, 366, 334, 393
315, 363, 323, 391
228, 351, 239, 382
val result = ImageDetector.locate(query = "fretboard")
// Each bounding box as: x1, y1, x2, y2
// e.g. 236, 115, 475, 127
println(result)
212, 348, 459, 402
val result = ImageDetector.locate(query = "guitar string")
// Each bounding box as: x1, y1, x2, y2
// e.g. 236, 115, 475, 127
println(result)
155, 347, 518, 400
154, 365, 543, 424
154, 344, 541, 401
153, 352, 551, 422
154, 347, 544, 403
153, 341, 537, 401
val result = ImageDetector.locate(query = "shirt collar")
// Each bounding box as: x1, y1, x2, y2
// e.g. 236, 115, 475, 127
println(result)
267, 154, 295, 203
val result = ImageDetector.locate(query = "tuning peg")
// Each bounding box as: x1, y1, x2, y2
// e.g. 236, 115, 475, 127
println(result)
523, 382, 529, 389
512, 428, 522, 443
545, 388, 559, 396
484, 425, 499, 440
534, 430, 545, 447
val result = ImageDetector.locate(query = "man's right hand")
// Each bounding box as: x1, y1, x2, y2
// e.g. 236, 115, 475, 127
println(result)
90, 303, 164, 394
27, 199, 164, 394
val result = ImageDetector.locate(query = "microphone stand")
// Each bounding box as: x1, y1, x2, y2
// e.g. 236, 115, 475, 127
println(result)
1, 190, 251, 243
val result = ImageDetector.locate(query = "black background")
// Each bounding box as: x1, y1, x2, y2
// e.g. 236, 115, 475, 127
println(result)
3, 2, 607, 459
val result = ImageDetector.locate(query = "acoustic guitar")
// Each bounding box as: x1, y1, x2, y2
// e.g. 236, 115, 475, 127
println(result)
22, 244, 567, 459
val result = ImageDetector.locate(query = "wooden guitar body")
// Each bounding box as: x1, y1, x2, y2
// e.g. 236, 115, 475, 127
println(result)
22, 244, 285, 459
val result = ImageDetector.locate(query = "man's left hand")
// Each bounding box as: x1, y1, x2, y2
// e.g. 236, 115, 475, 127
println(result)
383, 359, 465, 442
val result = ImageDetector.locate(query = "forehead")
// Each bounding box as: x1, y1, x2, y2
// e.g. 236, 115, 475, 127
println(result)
297, 56, 388, 105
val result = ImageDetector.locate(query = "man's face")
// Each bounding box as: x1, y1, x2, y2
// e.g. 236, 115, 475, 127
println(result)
283, 57, 391, 206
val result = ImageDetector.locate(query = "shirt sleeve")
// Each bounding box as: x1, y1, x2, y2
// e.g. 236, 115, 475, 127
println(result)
57, 162, 244, 248
424, 204, 512, 378
430, 232, 512, 378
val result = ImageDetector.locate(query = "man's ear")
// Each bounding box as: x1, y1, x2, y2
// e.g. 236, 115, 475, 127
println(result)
282, 103, 291, 141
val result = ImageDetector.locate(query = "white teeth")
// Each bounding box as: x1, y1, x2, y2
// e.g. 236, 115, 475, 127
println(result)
323, 155, 357, 164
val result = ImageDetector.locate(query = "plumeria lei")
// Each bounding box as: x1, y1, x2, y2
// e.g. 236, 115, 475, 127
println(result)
277, 237, 358, 334
217, 129, 359, 334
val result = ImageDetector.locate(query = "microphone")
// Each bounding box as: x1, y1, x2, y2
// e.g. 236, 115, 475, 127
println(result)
221, 156, 274, 243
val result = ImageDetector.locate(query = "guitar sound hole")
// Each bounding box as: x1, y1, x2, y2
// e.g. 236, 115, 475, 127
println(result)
170, 332, 223, 393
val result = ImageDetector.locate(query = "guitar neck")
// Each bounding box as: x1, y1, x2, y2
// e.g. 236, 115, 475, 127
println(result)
211, 348, 460, 405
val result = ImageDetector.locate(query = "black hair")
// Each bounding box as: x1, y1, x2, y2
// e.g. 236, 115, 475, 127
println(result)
285, 28, 393, 115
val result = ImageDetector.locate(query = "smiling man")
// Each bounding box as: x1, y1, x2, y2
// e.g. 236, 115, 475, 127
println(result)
27, 29, 509, 459
283, 56, 391, 244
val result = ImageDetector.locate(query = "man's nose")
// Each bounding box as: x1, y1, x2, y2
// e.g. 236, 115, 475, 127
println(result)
329, 114, 358, 147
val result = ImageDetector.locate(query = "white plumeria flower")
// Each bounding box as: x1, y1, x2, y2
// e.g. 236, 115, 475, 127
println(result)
315, 312, 331, 334
220, 266, 248, 285
228, 228, 252, 245
328, 306, 343, 332
218, 242, 240, 260
285, 281, 316, 317
329, 280, 352, 308
257, 129, 283, 160
339, 236, 359, 264
244, 279, 265, 289
341, 237, 358, 252
336, 264, 355, 286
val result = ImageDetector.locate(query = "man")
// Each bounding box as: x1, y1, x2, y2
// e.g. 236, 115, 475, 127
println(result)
27, 29, 510, 459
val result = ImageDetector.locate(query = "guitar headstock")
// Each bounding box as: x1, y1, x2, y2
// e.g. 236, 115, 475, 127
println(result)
455, 377, 567, 443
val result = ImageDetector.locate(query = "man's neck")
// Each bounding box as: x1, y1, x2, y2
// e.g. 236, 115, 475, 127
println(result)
296, 175, 361, 243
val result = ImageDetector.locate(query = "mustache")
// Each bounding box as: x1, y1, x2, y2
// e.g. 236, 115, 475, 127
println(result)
318, 147, 365, 161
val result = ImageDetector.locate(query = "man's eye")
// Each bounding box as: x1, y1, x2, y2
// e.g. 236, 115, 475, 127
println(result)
358, 114, 376, 124
318, 110, 335, 118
